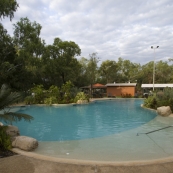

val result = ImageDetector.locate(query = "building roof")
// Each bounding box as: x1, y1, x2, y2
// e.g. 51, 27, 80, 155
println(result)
81, 83, 106, 89
93, 83, 105, 87
141, 84, 173, 88
106, 83, 137, 87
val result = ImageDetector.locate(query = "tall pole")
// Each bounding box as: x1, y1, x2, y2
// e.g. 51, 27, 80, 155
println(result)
151, 46, 159, 91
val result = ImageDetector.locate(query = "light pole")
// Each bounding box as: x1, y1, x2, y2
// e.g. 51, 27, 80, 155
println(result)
151, 46, 159, 91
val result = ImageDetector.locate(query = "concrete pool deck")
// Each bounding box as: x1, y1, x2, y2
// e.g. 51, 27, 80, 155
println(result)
1, 154, 173, 173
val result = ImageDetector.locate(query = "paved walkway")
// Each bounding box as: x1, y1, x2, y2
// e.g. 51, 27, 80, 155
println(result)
1, 155, 173, 173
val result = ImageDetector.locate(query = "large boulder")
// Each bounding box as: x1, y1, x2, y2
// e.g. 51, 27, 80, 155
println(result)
6, 125, 20, 140
12, 136, 38, 151
77, 100, 88, 104
157, 106, 172, 117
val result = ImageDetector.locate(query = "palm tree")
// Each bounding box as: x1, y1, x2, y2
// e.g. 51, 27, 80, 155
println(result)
0, 84, 33, 124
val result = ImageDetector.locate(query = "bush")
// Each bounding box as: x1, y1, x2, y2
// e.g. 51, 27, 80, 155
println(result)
31, 85, 45, 104
169, 98, 173, 111
144, 88, 173, 110
121, 93, 132, 98
24, 81, 78, 105
24, 96, 34, 104
0, 126, 12, 152
74, 92, 89, 103
44, 96, 58, 105
143, 96, 157, 109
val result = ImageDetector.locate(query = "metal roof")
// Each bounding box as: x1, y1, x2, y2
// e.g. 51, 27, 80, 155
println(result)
106, 83, 137, 87
141, 84, 173, 88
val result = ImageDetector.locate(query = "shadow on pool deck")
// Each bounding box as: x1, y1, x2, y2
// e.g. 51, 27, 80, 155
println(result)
1, 155, 173, 173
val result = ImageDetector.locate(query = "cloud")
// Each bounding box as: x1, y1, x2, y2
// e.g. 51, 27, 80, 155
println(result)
1, 0, 173, 65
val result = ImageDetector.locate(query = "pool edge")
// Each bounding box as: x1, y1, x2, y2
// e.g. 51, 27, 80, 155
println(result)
12, 148, 173, 166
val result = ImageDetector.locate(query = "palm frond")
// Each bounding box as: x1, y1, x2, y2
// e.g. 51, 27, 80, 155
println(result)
0, 84, 22, 110
0, 84, 33, 124
0, 112, 33, 124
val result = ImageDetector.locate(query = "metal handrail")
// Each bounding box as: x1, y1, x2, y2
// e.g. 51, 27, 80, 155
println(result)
137, 125, 173, 136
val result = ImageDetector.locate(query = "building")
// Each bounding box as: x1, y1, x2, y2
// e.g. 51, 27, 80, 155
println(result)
106, 83, 137, 97
141, 84, 173, 92
81, 83, 107, 98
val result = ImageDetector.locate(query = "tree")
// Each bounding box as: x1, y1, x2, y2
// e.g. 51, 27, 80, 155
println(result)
0, 84, 33, 124
155, 61, 172, 83
0, 23, 31, 90
0, 0, 21, 88
0, 0, 18, 20
99, 60, 118, 83
13, 17, 46, 89
141, 61, 154, 84
77, 57, 91, 87
42, 38, 81, 86
0, 24, 16, 86
117, 58, 141, 83
87, 53, 100, 84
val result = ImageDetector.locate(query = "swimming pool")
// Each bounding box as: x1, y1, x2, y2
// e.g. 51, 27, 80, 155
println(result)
14, 99, 156, 141
12, 99, 173, 162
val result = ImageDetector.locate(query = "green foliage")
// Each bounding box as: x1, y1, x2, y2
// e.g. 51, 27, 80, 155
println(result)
121, 93, 132, 98
169, 99, 173, 111
61, 81, 74, 103
25, 82, 77, 105
143, 88, 173, 110
143, 96, 157, 109
99, 60, 118, 83
0, 126, 11, 151
0, 0, 19, 20
44, 96, 57, 105
30, 85, 45, 104
47, 85, 61, 100
0, 84, 33, 124
24, 96, 34, 104
13, 17, 45, 90
42, 37, 81, 86
87, 53, 99, 84
74, 92, 89, 103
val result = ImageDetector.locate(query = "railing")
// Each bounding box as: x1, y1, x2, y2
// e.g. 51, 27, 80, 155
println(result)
137, 125, 173, 136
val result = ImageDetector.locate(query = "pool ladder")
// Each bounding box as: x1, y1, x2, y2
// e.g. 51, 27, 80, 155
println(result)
137, 125, 173, 136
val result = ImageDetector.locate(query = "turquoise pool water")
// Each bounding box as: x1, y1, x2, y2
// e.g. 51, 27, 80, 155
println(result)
14, 99, 157, 141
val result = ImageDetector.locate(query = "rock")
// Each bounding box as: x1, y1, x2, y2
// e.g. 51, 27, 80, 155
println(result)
0, 122, 3, 126
157, 106, 172, 117
12, 136, 38, 151
6, 125, 20, 140
77, 100, 88, 104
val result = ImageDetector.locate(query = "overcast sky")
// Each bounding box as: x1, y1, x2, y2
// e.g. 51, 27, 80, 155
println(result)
2, 0, 173, 65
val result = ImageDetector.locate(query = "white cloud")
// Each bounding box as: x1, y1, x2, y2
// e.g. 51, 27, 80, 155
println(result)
1, 0, 173, 65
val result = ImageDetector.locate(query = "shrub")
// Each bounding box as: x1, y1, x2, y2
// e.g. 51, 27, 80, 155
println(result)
24, 81, 80, 105
31, 85, 45, 104
74, 92, 89, 103
143, 96, 157, 109
0, 126, 12, 152
143, 88, 173, 110
24, 96, 34, 104
169, 98, 173, 111
61, 81, 75, 103
44, 96, 57, 105
121, 93, 132, 98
